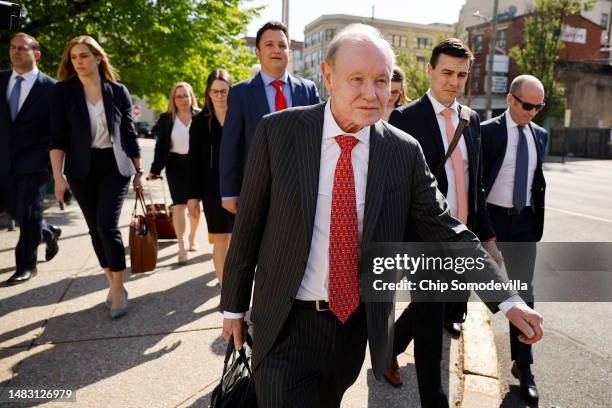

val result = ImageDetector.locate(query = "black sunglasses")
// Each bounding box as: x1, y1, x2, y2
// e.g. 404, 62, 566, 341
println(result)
511, 94, 545, 112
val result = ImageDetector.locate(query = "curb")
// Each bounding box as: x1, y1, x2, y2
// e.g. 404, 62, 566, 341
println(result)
460, 302, 501, 407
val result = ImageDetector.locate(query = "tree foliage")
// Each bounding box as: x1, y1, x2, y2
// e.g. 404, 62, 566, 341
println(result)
509, 0, 593, 124
0, 0, 260, 111
396, 49, 429, 101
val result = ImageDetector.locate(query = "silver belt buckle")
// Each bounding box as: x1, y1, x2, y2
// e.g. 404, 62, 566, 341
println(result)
316, 300, 329, 311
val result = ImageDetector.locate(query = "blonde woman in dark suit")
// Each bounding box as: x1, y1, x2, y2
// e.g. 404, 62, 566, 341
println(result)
50, 36, 142, 319
148, 82, 201, 264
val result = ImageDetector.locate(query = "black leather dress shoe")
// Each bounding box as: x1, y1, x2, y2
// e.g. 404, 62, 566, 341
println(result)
511, 362, 539, 404
45, 226, 62, 261
444, 321, 461, 338
6, 268, 37, 285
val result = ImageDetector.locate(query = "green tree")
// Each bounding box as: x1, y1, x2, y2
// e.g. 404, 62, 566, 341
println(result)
1, 0, 260, 111
509, 0, 593, 124
396, 49, 429, 101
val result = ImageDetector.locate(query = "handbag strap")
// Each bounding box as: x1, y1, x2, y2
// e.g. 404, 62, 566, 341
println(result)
433, 105, 472, 178
146, 176, 170, 208
132, 189, 149, 217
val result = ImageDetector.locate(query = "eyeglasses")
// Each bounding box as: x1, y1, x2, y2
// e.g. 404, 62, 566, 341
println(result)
210, 89, 228, 97
511, 94, 545, 112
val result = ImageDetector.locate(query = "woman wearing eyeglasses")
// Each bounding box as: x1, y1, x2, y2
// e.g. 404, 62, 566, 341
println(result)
149, 82, 201, 264
382, 66, 410, 122
187, 69, 234, 286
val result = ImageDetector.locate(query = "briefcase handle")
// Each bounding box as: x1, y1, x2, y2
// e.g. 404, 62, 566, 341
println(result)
144, 176, 170, 209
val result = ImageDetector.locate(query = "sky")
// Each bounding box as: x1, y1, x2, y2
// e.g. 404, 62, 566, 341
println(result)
244, 0, 467, 41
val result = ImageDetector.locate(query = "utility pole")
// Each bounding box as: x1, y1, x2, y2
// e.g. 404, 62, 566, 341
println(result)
485, 0, 499, 120
282, 0, 289, 31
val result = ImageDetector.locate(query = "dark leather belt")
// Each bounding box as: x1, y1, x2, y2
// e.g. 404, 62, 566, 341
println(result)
293, 299, 330, 311
488, 204, 532, 216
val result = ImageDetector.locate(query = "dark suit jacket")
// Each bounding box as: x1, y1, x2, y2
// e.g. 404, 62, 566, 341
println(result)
49, 75, 140, 180
150, 109, 201, 175
481, 112, 548, 241
389, 95, 495, 241
219, 72, 320, 198
188, 110, 223, 198
220, 102, 515, 379
0, 69, 56, 175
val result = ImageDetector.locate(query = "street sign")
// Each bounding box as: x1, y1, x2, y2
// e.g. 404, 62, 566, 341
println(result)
564, 109, 571, 128
561, 26, 587, 44
491, 76, 507, 93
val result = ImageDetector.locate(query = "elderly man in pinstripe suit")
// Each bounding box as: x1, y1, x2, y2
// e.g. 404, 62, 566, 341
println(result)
220, 24, 544, 408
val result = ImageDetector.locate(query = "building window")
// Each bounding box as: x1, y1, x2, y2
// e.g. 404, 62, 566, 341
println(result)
391, 35, 406, 48
325, 28, 335, 41
471, 64, 480, 93
496, 30, 506, 50
473, 34, 483, 53
602, 13, 609, 29
293, 50, 302, 61
400, 36, 408, 48
416, 55, 426, 67
417, 37, 433, 49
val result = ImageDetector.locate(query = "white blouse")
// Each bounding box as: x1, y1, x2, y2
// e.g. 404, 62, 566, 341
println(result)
87, 100, 112, 149
170, 117, 191, 154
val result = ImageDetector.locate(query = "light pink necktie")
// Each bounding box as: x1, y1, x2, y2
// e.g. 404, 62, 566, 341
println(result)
441, 108, 468, 224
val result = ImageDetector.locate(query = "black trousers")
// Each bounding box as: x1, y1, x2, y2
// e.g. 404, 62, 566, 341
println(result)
393, 302, 448, 408
489, 205, 537, 367
0, 172, 50, 272
254, 304, 367, 408
69, 149, 130, 272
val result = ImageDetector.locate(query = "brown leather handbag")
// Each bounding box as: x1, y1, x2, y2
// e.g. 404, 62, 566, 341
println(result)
145, 177, 176, 239
129, 190, 158, 273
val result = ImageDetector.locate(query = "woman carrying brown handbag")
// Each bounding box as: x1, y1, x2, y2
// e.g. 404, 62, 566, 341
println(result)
187, 69, 234, 285
49, 36, 142, 319
148, 82, 201, 264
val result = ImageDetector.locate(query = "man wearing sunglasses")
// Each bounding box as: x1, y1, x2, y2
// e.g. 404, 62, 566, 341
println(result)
481, 74, 548, 404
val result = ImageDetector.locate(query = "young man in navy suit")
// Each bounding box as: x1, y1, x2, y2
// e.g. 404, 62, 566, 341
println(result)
0, 33, 61, 285
386, 38, 503, 406
219, 21, 320, 214
481, 75, 548, 404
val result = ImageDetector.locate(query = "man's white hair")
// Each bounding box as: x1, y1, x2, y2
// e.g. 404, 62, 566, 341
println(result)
325, 23, 395, 69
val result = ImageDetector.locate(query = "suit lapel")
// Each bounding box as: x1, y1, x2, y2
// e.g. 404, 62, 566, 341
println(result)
362, 121, 390, 245
287, 74, 298, 106
72, 77, 93, 142
250, 73, 271, 119
14, 72, 40, 122
295, 103, 324, 249
102, 80, 115, 140
419, 95, 445, 159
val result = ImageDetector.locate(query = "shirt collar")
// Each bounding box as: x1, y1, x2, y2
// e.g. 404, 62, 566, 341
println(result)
260, 69, 289, 86
11, 67, 39, 82
505, 109, 522, 129
323, 100, 370, 146
426, 89, 459, 116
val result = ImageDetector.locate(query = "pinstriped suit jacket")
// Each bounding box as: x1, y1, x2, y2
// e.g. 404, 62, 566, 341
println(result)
220, 102, 514, 379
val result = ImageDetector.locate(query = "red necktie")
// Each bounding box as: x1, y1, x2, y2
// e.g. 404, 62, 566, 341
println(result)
271, 80, 287, 111
328, 135, 360, 324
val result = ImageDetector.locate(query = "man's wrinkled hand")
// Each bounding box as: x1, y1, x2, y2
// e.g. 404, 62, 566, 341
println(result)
222, 318, 247, 350
507, 303, 543, 345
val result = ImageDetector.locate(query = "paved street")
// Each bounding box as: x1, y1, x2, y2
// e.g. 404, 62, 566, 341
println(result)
491, 158, 612, 407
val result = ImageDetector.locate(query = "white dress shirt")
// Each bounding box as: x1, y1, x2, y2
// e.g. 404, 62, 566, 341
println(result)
224, 100, 523, 318
426, 91, 469, 219
6, 67, 39, 112
486, 110, 538, 208
169, 117, 191, 154
87, 100, 112, 149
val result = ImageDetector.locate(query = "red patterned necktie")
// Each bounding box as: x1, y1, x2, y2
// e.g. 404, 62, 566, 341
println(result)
328, 135, 360, 324
271, 80, 287, 111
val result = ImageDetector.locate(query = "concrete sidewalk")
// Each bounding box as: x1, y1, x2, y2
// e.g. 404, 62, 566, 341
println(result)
0, 187, 490, 407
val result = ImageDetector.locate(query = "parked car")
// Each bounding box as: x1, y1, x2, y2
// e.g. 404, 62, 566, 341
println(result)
135, 121, 153, 138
